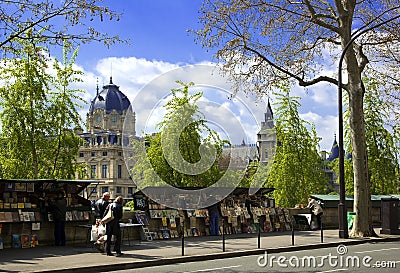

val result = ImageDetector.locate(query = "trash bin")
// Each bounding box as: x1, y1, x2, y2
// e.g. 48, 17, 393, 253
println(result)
380, 198, 400, 235
347, 212, 356, 229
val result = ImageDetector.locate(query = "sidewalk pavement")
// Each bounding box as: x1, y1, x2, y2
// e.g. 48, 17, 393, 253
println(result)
0, 228, 399, 273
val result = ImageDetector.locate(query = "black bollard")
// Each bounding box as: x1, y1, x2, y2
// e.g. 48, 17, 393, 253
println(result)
258, 219, 261, 249
320, 220, 323, 243
222, 218, 225, 252
181, 219, 185, 256
291, 224, 295, 246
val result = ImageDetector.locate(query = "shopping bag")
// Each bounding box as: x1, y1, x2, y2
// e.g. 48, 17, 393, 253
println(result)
97, 224, 106, 236
101, 204, 114, 224
90, 225, 98, 242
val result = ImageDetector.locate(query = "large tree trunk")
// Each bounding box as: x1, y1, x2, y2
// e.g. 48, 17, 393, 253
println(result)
347, 78, 376, 237
338, 0, 376, 238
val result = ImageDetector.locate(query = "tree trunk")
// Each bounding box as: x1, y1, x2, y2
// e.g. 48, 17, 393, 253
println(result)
347, 80, 376, 237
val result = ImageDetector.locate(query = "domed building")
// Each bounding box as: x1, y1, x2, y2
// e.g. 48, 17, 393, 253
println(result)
76, 77, 136, 202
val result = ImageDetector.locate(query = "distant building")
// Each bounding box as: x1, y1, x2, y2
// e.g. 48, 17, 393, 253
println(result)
257, 100, 276, 165
324, 135, 341, 193
220, 100, 277, 170
75, 77, 136, 202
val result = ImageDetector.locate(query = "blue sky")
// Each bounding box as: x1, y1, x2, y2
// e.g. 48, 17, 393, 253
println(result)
78, 0, 211, 65
67, 0, 338, 152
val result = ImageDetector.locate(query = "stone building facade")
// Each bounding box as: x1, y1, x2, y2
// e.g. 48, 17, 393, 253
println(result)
76, 78, 136, 202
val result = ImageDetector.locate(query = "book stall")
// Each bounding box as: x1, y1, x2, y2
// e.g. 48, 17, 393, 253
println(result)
0, 179, 96, 249
132, 187, 294, 240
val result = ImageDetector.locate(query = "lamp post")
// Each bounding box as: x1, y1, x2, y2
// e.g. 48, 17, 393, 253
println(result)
337, 13, 400, 239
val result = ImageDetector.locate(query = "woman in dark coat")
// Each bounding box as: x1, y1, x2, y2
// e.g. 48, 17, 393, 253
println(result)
103, 196, 124, 256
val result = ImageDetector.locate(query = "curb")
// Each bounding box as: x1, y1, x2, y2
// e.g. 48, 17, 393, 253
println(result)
33, 236, 400, 273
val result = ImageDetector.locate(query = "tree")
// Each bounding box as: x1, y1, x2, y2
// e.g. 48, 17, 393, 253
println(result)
0, 0, 124, 52
195, 0, 400, 237
130, 81, 227, 189
264, 84, 327, 207
363, 78, 399, 194
0, 36, 84, 179
338, 77, 400, 194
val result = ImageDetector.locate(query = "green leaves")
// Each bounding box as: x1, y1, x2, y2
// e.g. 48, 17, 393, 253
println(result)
130, 81, 226, 189
0, 38, 85, 179
266, 83, 327, 207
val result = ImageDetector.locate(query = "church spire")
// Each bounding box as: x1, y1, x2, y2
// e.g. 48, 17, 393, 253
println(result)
265, 99, 274, 121
327, 134, 339, 161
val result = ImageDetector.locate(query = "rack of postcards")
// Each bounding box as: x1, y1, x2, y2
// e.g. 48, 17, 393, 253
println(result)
0, 182, 42, 249
147, 201, 212, 238
134, 187, 278, 238
0, 179, 94, 248
148, 201, 181, 239
185, 209, 209, 236
218, 195, 290, 234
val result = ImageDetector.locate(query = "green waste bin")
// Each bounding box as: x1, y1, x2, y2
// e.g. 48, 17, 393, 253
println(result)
347, 212, 356, 229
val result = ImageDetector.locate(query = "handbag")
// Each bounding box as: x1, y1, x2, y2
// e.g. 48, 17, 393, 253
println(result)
101, 204, 114, 224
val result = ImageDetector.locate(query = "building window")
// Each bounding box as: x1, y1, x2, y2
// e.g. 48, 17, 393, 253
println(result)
118, 165, 122, 178
91, 152, 96, 157
102, 164, 108, 178
79, 152, 84, 157
118, 152, 122, 157
90, 165, 96, 178
91, 138, 96, 146
128, 187, 134, 195
111, 115, 117, 122
90, 187, 97, 194
102, 187, 108, 194
103, 137, 107, 145
102, 151, 108, 156
116, 186, 122, 194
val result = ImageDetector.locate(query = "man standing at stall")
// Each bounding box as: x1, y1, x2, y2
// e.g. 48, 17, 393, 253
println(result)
208, 195, 220, 236
94, 192, 110, 220
48, 192, 67, 246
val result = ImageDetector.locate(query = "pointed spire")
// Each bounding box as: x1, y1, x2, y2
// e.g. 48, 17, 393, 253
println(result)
110, 76, 113, 84
265, 99, 274, 121
327, 133, 339, 161
96, 77, 99, 95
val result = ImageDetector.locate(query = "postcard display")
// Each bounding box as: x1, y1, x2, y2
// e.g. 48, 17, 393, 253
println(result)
0, 180, 93, 248
146, 200, 210, 239
219, 195, 291, 234
136, 191, 289, 239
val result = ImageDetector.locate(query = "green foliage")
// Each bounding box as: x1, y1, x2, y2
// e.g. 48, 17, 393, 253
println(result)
0, 36, 85, 179
265, 82, 327, 207
331, 77, 400, 194
130, 81, 226, 188
329, 158, 355, 194
364, 79, 399, 194
124, 201, 135, 211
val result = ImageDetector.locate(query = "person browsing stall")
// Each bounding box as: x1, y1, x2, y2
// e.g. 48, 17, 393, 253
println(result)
307, 197, 323, 230
48, 192, 67, 246
103, 196, 124, 256
94, 192, 110, 220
